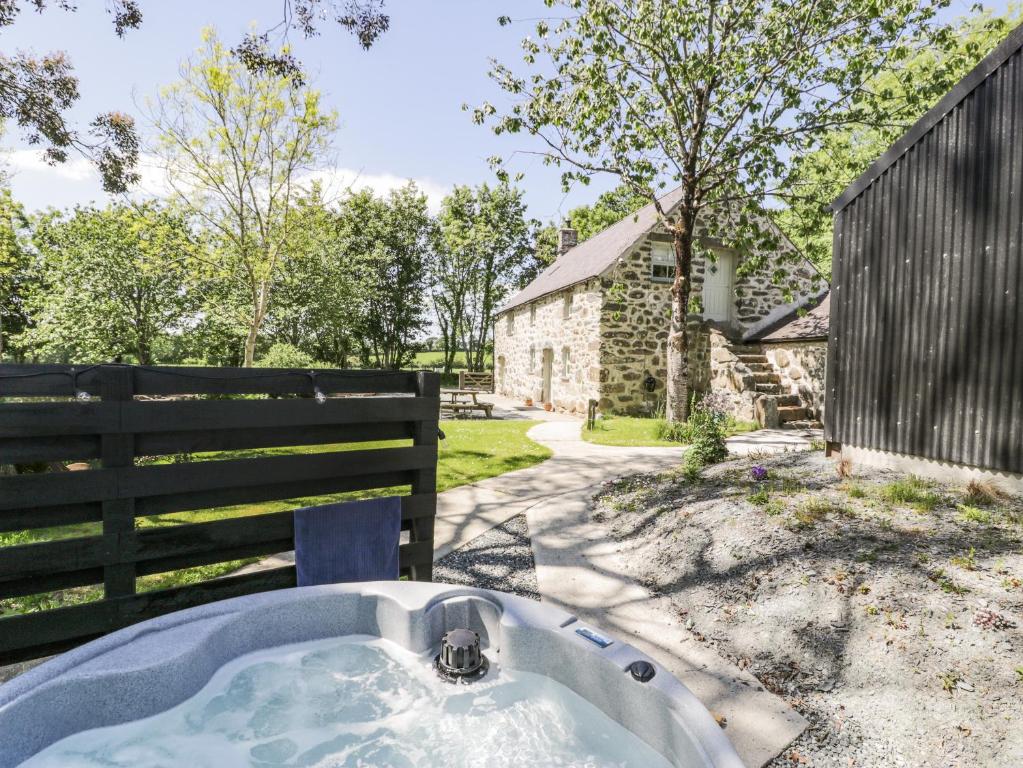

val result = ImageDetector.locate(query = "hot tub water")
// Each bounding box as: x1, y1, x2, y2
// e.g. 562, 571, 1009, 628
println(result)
21, 635, 675, 768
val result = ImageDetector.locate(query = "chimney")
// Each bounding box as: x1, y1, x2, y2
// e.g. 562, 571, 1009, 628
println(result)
558, 226, 578, 255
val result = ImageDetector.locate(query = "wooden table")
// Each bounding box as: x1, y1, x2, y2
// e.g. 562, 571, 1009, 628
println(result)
440, 388, 494, 418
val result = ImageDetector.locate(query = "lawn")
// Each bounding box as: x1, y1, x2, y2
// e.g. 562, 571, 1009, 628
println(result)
0, 419, 550, 616
410, 350, 493, 369
582, 415, 758, 447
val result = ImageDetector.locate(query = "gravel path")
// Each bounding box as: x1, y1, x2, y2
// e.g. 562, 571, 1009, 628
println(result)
594, 451, 1023, 768
434, 514, 540, 601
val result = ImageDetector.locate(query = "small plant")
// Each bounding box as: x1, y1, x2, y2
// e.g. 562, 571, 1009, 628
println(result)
880, 476, 941, 511
929, 568, 970, 595
944, 612, 960, 629
858, 584, 871, 595
809, 438, 826, 451
845, 484, 867, 499
865, 605, 880, 616
763, 500, 785, 516
950, 547, 977, 571
835, 458, 853, 479
1001, 576, 1022, 591
958, 504, 992, 524
750, 465, 768, 482
963, 478, 1006, 507
1015, 667, 1023, 683
885, 611, 908, 629
940, 670, 962, 694
973, 609, 1015, 631
747, 487, 771, 506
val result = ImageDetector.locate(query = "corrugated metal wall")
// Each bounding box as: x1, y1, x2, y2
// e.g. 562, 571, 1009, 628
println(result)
825, 46, 1023, 474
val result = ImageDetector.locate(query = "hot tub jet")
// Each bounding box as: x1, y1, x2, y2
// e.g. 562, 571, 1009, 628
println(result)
434, 628, 489, 683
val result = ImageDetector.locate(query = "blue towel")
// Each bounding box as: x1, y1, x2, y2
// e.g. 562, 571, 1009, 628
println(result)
293, 497, 401, 586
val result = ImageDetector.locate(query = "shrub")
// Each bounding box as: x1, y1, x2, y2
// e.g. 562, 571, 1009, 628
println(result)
958, 504, 992, 524
879, 476, 942, 511
963, 478, 1006, 507
255, 342, 317, 369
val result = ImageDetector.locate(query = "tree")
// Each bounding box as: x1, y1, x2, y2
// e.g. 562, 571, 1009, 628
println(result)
265, 184, 365, 366
0, 0, 387, 191
0, 186, 33, 361
21, 202, 196, 364
151, 30, 336, 366
518, 222, 559, 289
435, 183, 534, 372
479, 0, 952, 422
567, 184, 648, 241
776, 7, 1022, 275
340, 184, 434, 370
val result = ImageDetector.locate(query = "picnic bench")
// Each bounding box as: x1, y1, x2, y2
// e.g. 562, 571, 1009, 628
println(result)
440, 388, 494, 418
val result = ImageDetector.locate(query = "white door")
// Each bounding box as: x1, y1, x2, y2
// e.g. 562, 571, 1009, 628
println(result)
702, 251, 736, 322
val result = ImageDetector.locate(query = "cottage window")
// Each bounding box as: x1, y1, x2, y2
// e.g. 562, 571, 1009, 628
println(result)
651, 244, 674, 282
561, 347, 571, 377
530, 304, 536, 325
563, 293, 573, 318
506, 312, 514, 336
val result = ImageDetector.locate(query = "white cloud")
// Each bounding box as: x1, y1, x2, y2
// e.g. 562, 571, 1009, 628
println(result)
2, 148, 449, 214
301, 167, 450, 213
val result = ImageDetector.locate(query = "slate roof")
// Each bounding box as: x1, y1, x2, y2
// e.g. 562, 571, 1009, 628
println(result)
755, 292, 830, 343
498, 186, 687, 314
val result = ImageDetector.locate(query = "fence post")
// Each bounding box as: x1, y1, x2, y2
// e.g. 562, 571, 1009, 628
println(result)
410, 370, 439, 581
100, 365, 136, 599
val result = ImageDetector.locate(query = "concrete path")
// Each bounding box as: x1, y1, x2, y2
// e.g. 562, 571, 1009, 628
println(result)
511, 420, 808, 768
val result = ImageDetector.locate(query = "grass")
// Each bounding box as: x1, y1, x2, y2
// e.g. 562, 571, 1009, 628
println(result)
0, 420, 551, 617
410, 350, 493, 369
958, 504, 993, 524
582, 415, 758, 448
878, 476, 942, 512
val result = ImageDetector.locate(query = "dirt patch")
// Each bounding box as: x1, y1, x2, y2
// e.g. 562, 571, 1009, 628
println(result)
594, 451, 1023, 767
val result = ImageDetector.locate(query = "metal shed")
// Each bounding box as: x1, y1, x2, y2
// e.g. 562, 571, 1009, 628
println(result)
826, 21, 1023, 479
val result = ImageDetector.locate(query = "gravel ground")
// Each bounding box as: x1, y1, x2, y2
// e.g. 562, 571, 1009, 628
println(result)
434, 514, 540, 601
594, 451, 1023, 768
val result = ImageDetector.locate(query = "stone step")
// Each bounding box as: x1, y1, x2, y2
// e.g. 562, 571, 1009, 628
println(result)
776, 394, 801, 407
753, 372, 781, 384
736, 353, 769, 364
727, 343, 763, 355
756, 383, 781, 394
782, 419, 823, 430
778, 405, 809, 422
744, 362, 772, 373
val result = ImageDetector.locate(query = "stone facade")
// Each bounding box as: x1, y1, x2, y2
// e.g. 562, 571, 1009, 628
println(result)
764, 341, 828, 420
495, 280, 603, 413
494, 216, 824, 416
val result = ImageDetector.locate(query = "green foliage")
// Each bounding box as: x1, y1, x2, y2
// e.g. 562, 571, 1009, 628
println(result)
152, 29, 337, 366
680, 401, 729, 476
566, 185, 648, 241
255, 343, 317, 369
879, 476, 942, 511
0, 187, 33, 361
958, 505, 992, 525
776, 7, 1023, 275
434, 183, 535, 373
20, 202, 197, 364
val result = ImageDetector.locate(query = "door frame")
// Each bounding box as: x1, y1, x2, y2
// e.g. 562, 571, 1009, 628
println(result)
541, 348, 554, 403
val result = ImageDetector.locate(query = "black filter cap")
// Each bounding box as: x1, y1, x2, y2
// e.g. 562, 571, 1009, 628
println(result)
435, 628, 489, 683
628, 660, 656, 683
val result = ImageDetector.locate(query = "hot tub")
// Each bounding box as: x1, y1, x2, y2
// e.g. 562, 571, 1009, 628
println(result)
0, 582, 743, 767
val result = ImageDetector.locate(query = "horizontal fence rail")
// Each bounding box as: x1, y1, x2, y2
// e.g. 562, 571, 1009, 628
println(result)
0, 364, 440, 663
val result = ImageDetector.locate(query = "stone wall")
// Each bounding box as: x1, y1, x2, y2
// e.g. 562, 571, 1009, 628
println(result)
595, 219, 821, 414
493, 280, 602, 413
763, 341, 828, 419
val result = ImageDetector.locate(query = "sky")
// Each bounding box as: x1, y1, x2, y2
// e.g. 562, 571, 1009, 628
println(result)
2, 0, 1010, 221
2, 0, 603, 222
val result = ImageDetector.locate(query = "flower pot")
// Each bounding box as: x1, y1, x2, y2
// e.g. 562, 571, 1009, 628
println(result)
544, 402, 553, 412
524, 397, 534, 407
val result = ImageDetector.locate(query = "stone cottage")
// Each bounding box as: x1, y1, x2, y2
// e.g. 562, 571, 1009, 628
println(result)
493, 187, 829, 426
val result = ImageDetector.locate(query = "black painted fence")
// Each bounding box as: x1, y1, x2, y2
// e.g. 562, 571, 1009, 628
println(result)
0, 364, 440, 664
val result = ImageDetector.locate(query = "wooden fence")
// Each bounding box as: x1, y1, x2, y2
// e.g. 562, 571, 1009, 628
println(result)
0, 364, 439, 664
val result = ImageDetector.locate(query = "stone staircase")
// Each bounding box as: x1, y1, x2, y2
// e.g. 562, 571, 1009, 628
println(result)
729, 344, 821, 429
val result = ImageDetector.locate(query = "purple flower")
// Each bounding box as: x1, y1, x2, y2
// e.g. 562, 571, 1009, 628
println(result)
750, 465, 768, 482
